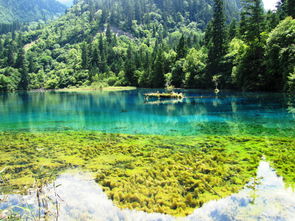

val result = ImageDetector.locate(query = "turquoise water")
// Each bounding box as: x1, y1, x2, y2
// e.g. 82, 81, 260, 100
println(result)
1, 90, 295, 220
0, 89, 294, 136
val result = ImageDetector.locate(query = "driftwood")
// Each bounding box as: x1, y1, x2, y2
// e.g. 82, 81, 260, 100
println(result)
144, 92, 184, 99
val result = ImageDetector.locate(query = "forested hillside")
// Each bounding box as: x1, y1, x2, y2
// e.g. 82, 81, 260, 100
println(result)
0, 0, 294, 92
0, 0, 66, 24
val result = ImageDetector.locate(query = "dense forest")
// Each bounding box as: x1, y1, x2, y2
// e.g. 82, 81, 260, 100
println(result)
0, 0, 66, 24
0, 0, 294, 92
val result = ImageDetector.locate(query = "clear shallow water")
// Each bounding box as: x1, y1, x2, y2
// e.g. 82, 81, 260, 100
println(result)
1, 90, 295, 220
0, 89, 294, 136
1, 161, 295, 220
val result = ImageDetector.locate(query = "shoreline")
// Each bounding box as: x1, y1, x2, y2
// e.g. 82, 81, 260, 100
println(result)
55, 86, 137, 92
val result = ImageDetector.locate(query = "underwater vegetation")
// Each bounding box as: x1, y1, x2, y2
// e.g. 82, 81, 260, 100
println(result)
0, 132, 294, 216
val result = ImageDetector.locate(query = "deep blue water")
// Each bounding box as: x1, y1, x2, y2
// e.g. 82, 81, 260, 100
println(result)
0, 89, 294, 136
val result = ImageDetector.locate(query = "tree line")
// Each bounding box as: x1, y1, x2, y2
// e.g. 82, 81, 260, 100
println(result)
0, 0, 294, 92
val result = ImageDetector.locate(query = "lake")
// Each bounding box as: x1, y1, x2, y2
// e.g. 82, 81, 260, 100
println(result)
0, 89, 294, 136
0, 89, 294, 220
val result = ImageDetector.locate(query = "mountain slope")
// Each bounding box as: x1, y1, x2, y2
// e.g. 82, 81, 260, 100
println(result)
0, 0, 243, 90
0, 0, 67, 24
78, 0, 241, 31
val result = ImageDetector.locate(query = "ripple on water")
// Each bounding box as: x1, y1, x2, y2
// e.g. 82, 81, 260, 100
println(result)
1, 161, 295, 221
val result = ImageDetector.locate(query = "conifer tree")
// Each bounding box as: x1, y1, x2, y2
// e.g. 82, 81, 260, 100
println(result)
91, 48, 99, 68
0, 39, 3, 59
17, 49, 28, 90
152, 49, 165, 88
228, 19, 237, 40
27, 52, 36, 73
15, 49, 25, 69
124, 44, 136, 85
176, 35, 187, 59
240, 0, 264, 43
287, 0, 295, 17
81, 43, 88, 69
236, 0, 267, 91
98, 34, 104, 54
207, 0, 227, 85
106, 24, 112, 44
6, 45, 15, 67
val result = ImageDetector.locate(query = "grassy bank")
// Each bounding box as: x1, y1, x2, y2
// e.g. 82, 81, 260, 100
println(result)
0, 132, 294, 216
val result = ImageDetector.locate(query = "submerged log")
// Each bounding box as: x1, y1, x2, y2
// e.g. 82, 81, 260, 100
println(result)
144, 92, 184, 99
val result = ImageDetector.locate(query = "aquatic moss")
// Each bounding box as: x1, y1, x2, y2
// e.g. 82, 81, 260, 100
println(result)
194, 121, 295, 138
0, 132, 294, 216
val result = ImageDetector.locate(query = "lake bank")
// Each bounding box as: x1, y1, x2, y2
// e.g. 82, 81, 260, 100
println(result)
56, 86, 137, 92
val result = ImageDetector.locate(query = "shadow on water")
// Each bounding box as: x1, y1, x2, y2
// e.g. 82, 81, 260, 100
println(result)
1, 161, 295, 221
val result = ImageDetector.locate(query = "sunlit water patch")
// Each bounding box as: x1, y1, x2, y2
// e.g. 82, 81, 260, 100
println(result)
1, 161, 294, 220
0, 90, 294, 136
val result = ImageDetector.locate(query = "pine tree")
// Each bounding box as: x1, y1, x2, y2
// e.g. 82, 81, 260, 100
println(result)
239, 13, 247, 37
98, 34, 104, 54
6, 45, 15, 67
176, 35, 187, 59
91, 48, 99, 68
241, 0, 265, 43
98, 35, 107, 73
27, 53, 36, 73
16, 49, 28, 90
15, 49, 25, 69
171, 59, 185, 88
287, 0, 295, 17
236, 0, 267, 91
207, 0, 227, 85
124, 44, 136, 85
106, 24, 112, 45
81, 42, 88, 69
265, 11, 280, 32
151, 49, 165, 88
16, 33, 23, 47
228, 19, 237, 40
0, 39, 3, 59
204, 21, 213, 46
87, 42, 93, 69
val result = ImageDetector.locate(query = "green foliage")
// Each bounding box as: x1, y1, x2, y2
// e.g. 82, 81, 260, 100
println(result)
226, 38, 248, 85
206, 0, 228, 86
0, 0, 66, 24
234, 39, 266, 91
0, 0, 293, 93
0, 67, 20, 91
230, 0, 266, 91
265, 17, 295, 91
240, 0, 265, 43
183, 48, 207, 88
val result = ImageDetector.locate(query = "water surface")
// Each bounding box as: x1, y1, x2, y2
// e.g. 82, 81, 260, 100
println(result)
0, 89, 294, 136
0, 89, 294, 220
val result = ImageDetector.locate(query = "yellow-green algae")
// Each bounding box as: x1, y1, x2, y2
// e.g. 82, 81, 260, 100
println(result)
0, 132, 295, 216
